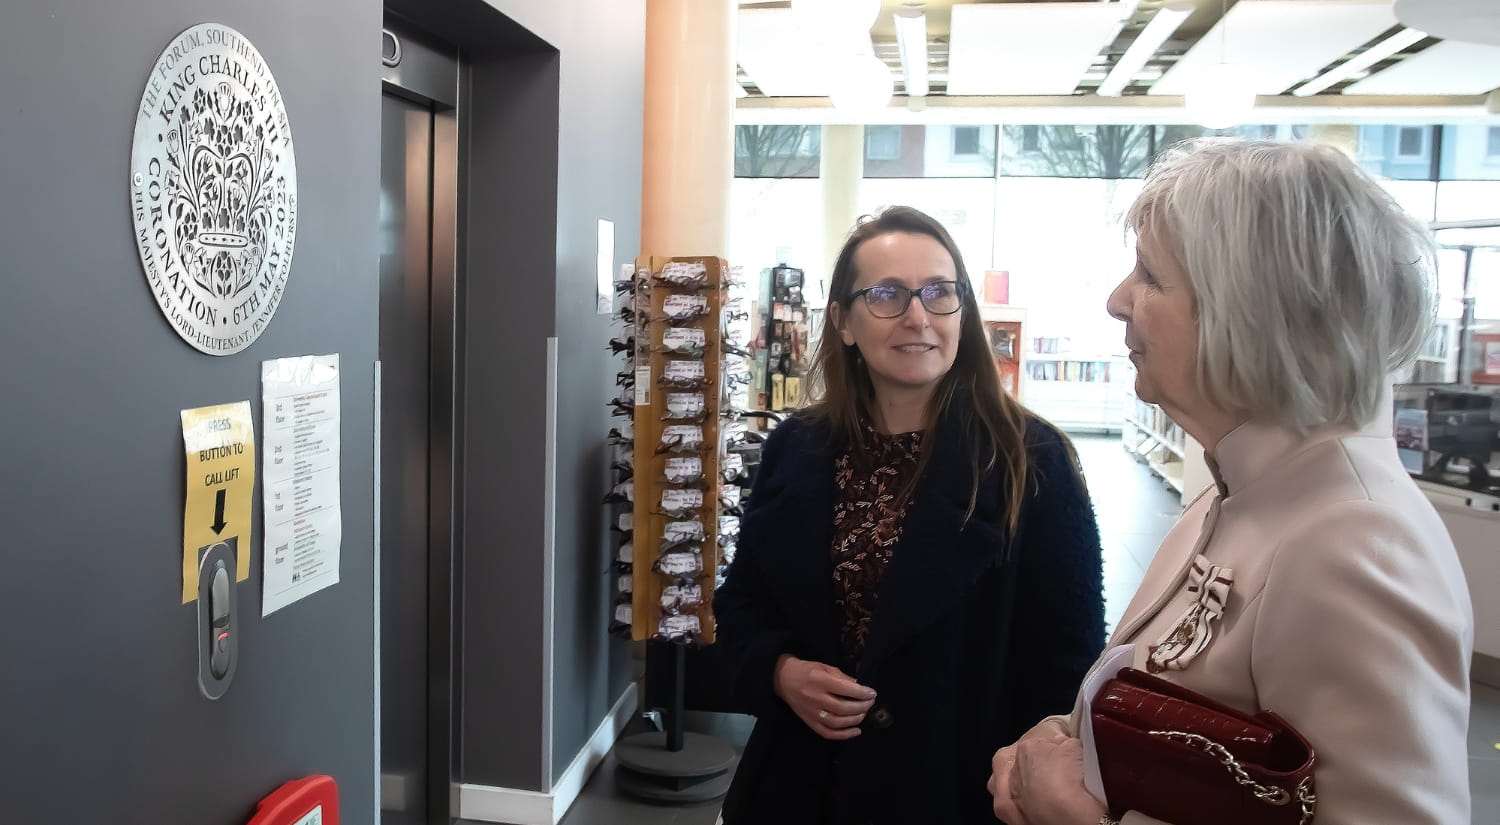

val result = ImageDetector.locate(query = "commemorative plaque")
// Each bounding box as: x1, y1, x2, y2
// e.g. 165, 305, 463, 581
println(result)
131, 23, 297, 355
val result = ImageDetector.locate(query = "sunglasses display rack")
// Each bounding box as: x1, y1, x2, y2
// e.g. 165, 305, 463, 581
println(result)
605, 264, 647, 639
621, 254, 737, 645
611, 256, 748, 805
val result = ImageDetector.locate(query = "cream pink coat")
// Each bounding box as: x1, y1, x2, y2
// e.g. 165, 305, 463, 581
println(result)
1065, 412, 1473, 825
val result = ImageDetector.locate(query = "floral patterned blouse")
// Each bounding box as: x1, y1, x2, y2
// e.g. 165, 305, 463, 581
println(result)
831, 425, 923, 671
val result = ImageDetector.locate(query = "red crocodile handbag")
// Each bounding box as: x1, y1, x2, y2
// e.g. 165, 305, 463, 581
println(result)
1091, 667, 1318, 825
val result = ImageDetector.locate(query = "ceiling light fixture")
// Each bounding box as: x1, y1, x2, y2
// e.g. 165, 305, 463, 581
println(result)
1097, 1, 1194, 97
1184, 0, 1256, 129
1291, 27, 1428, 96
894, 4, 929, 97
829, 52, 895, 114
1185, 62, 1258, 128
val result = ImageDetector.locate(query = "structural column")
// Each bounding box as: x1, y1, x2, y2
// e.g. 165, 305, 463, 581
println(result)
820, 124, 865, 281
642, 0, 735, 256
1309, 124, 1359, 158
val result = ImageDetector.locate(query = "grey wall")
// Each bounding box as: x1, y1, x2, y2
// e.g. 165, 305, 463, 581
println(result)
0, 0, 643, 810
0, 1, 379, 823
462, 0, 645, 790
532, 0, 646, 786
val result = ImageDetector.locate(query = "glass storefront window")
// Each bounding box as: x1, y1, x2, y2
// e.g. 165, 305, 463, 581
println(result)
734, 125, 820, 178
858, 177, 998, 279
862, 125, 997, 179
990, 177, 1138, 356
730, 177, 824, 301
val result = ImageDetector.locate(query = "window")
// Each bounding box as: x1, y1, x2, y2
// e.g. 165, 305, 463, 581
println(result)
1398, 126, 1428, 158
866, 126, 902, 160
1021, 125, 1041, 152
952, 126, 981, 157
798, 128, 821, 157
1488, 126, 1500, 159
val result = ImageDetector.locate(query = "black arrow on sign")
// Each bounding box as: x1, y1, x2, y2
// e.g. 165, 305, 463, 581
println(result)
211, 489, 228, 535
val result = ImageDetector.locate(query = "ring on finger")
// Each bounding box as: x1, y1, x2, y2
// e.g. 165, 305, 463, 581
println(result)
818, 709, 828, 720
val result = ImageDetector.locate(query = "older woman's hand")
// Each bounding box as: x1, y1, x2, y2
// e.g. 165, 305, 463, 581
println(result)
988, 716, 1070, 823
1009, 736, 1107, 825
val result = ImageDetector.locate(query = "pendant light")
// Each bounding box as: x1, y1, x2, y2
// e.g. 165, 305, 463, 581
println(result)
1184, 0, 1256, 129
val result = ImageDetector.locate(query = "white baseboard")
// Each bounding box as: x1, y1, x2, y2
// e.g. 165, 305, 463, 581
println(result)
457, 682, 639, 824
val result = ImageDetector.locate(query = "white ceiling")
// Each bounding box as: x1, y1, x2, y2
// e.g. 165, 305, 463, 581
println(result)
1151, 0, 1401, 96
945, 2, 1130, 96
1343, 39, 1500, 94
1396, 0, 1500, 47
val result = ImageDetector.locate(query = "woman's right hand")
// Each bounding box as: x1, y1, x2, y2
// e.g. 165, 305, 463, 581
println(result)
772, 654, 877, 741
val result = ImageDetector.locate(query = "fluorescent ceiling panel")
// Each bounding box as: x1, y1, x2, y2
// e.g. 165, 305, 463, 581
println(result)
946, 2, 1129, 96
1151, 0, 1399, 96
736, 8, 844, 97
1343, 40, 1500, 95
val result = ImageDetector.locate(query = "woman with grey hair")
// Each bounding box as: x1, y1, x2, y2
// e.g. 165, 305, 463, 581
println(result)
987, 139, 1473, 825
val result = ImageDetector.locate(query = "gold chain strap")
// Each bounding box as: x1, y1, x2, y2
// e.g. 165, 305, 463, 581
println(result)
1148, 730, 1318, 824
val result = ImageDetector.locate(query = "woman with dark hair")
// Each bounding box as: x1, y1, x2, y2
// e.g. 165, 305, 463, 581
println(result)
714, 206, 1106, 825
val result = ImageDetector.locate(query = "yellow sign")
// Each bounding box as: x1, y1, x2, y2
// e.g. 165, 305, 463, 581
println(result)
181, 401, 256, 603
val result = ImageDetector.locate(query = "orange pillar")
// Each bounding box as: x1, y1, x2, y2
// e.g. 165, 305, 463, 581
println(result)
642, 0, 735, 256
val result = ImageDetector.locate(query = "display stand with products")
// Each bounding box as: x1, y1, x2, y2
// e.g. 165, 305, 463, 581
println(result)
609, 254, 748, 803
755, 264, 812, 412
980, 304, 1027, 401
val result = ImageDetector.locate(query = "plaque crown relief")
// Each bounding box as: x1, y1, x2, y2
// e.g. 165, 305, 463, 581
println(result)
170, 80, 276, 299
132, 23, 296, 356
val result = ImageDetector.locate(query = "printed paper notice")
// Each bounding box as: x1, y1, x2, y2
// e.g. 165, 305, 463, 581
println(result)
261, 354, 342, 616
181, 401, 256, 603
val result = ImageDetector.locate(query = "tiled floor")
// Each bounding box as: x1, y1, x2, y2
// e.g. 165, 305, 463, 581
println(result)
536, 435, 1500, 825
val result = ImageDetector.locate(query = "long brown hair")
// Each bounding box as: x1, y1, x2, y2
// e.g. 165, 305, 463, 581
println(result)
805, 206, 1033, 532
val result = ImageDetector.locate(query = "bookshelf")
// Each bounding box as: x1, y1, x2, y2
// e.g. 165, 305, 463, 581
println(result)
1023, 341, 1129, 433
1121, 384, 1212, 501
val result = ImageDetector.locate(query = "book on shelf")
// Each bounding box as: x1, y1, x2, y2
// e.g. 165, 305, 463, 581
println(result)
1027, 359, 1114, 383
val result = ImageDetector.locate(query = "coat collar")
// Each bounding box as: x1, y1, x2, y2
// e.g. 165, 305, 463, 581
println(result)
1207, 386, 1392, 497
747, 398, 1012, 682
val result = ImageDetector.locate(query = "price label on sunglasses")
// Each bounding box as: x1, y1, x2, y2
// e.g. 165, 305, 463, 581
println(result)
661, 584, 704, 612
663, 523, 704, 548
661, 424, 705, 450
665, 392, 705, 418
658, 261, 708, 287
663, 363, 702, 384
665, 456, 702, 484
659, 614, 701, 639
662, 327, 706, 352
656, 552, 703, 577
662, 489, 704, 514
721, 453, 744, 480
662, 294, 709, 320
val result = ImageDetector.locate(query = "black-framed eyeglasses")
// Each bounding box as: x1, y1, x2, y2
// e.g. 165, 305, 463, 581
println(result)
846, 280, 966, 319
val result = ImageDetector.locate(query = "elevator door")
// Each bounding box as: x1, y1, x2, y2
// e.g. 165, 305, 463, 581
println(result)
380, 90, 434, 825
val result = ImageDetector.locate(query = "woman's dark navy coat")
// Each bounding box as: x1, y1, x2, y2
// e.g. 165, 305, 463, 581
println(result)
714, 400, 1106, 825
